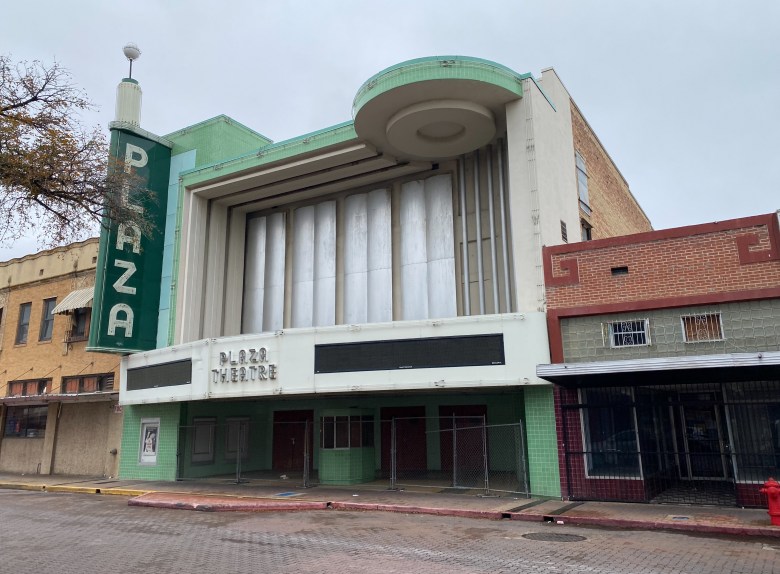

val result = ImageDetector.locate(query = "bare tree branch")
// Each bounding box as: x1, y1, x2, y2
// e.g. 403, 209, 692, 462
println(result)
0, 54, 155, 250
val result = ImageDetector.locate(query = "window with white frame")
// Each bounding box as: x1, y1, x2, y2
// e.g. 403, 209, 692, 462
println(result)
321, 415, 374, 449
604, 319, 650, 348
575, 151, 591, 214
681, 313, 724, 342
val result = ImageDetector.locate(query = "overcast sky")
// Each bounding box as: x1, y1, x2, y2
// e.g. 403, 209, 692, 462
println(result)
2, 0, 778, 260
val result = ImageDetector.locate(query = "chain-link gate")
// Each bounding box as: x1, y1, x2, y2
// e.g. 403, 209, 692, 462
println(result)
176, 419, 318, 487
387, 417, 529, 496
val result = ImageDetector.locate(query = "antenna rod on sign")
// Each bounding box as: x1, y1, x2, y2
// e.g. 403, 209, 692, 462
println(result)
123, 43, 141, 78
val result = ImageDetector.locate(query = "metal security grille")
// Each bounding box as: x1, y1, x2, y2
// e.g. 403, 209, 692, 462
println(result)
560, 381, 780, 507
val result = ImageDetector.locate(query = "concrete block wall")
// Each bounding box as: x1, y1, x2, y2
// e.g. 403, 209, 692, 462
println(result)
543, 213, 780, 362
561, 299, 780, 362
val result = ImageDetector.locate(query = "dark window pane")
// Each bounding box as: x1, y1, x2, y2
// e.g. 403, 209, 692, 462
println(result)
322, 418, 334, 449
335, 416, 349, 448
16, 302, 31, 344
39, 298, 56, 341
362, 416, 374, 448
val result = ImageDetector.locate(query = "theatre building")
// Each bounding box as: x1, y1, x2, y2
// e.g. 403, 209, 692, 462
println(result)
0, 240, 121, 477
538, 213, 780, 507
93, 56, 649, 496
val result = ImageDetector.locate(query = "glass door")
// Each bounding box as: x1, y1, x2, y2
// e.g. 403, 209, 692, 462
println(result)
681, 398, 729, 479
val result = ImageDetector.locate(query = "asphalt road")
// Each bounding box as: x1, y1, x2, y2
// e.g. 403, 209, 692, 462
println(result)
0, 490, 778, 573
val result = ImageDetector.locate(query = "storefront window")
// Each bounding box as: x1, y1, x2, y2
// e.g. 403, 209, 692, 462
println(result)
4, 406, 48, 438
321, 415, 374, 449
581, 388, 640, 477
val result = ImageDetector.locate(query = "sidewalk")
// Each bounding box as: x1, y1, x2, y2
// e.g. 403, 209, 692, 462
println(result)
0, 472, 776, 538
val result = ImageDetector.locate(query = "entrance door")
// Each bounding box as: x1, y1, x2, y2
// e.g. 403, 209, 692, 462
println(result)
681, 400, 729, 479
439, 405, 487, 486
381, 406, 427, 478
273, 410, 314, 472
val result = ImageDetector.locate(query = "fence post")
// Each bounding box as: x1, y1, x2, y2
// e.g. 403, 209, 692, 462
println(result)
175, 426, 182, 481
390, 418, 397, 490
452, 414, 458, 488
303, 419, 311, 488
519, 422, 530, 498
482, 415, 490, 496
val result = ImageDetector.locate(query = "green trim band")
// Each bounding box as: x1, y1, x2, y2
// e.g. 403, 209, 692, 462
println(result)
179, 121, 358, 189
352, 56, 530, 118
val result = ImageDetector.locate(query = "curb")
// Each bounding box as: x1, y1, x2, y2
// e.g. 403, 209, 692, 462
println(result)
46, 485, 101, 494
535, 514, 780, 538
329, 502, 504, 520
0, 481, 148, 497
102, 488, 151, 497
0, 482, 45, 492
2, 481, 777, 538
128, 493, 328, 513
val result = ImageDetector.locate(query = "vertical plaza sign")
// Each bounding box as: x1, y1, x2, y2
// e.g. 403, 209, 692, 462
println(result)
88, 128, 171, 353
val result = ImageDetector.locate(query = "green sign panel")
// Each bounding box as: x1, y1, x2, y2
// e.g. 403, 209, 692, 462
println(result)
88, 129, 171, 353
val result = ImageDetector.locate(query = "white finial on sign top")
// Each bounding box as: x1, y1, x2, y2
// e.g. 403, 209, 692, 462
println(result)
123, 43, 141, 78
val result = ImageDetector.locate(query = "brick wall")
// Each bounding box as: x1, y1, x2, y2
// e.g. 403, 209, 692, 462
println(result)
571, 102, 652, 239
0, 271, 118, 394
546, 214, 780, 311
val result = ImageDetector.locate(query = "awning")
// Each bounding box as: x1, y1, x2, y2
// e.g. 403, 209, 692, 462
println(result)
536, 351, 780, 387
52, 287, 94, 314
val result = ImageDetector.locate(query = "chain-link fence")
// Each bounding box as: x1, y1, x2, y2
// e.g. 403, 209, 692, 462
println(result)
177, 419, 317, 487
387, 417, 529, 496
175, 416, 529, 497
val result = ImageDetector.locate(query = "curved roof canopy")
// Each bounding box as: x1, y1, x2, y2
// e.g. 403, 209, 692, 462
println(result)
353, 56, 527, 161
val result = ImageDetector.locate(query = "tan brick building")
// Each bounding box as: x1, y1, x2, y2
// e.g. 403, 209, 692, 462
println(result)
0, 239, 122, 476
570, 100, 651, 241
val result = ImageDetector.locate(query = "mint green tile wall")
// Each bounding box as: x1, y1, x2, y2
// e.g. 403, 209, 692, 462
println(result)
319, 448, 375, 484
179, 400, 271, 479
157, 150, 196, 348
523, 385, 561, 497
165, 116, 272, 169
119, 403, 181, 481
119, 393, 526, 482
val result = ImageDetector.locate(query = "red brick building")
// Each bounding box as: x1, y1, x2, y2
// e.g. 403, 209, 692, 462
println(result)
538, 212, 780, 507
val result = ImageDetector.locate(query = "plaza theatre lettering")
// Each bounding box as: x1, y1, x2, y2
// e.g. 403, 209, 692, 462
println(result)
211, 348, 278, 384
89, 129, 170, 353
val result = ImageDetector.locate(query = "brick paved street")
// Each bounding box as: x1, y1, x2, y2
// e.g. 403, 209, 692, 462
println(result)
0, 490, 778, 573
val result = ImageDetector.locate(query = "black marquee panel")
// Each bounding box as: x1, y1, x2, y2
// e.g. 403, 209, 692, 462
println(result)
127, 359, 192, 391
314, 334, 505, 374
